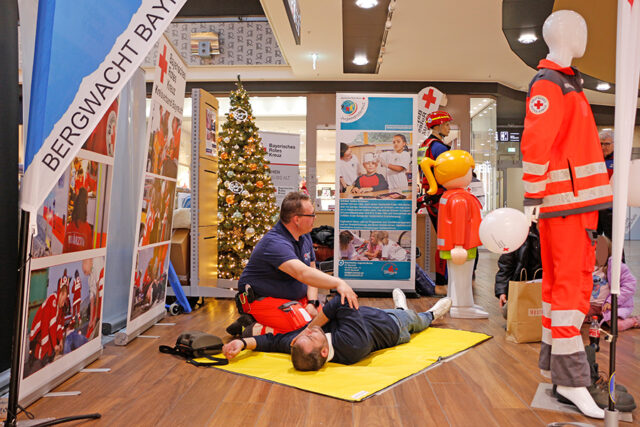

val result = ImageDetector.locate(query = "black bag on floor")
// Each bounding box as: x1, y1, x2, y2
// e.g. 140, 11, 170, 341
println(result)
159, 331, 228, 366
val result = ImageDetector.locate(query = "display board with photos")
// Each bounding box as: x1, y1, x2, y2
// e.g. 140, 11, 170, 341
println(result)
335, 94, 417, 291
124, 36, 187, 335
20, 99, 118, 399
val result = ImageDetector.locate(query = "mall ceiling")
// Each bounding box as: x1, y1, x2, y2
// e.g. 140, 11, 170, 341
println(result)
171, 0, 630, 126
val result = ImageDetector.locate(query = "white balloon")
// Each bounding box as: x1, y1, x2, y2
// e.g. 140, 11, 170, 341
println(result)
629, 159, 640, 207
479, 208, 529, 254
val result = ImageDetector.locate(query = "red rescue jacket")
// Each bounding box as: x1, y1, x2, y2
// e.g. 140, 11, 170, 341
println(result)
521, 59, 612, 218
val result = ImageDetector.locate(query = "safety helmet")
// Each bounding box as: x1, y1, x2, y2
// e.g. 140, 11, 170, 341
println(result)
419, 150, 474, 194
426, 111, 452, 129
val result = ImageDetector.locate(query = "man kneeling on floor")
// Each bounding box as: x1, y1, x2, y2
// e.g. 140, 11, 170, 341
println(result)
223, 289, 452, 371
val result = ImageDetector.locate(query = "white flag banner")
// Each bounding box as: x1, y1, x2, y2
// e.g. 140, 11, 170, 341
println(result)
610, 0, 640, 294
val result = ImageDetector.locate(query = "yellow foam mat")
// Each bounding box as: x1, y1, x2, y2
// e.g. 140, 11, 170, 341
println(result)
205, 328, 491, 402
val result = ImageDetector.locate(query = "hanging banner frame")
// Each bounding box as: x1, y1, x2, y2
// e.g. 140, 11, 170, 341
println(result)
334, 93, 417, 292
117, 36, 187, 344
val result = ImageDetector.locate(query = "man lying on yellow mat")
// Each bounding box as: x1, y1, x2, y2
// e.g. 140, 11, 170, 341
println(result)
223, 289, 452, 371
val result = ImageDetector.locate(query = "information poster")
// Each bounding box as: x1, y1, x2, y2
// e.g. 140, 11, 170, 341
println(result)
125, 36, 186, 334
260, 131, 301, 207
335, 94, 416, 291
20, 100, 118, 399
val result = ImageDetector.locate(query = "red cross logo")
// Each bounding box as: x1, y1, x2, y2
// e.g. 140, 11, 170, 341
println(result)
158, 45, 168, 84
503, 247, 509, 252
529, 95, 549, 114
422, 88, 437, 109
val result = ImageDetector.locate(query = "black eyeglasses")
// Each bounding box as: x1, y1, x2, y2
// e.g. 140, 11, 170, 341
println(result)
296, 213, 316, 218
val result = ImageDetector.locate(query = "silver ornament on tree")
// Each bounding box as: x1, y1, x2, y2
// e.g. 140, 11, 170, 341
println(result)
245, 227, 256, 238
229, 181, 244, 194
231, 108, 248, 122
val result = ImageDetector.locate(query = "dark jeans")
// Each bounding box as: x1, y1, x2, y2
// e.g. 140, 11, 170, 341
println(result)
383, 309, 434, 345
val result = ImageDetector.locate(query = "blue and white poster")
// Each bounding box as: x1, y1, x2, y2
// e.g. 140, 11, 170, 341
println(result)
335, 94, 417, 291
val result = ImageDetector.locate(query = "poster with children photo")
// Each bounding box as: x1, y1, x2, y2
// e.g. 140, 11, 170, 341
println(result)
146, 103, 181, 179
33, 156, 112, 257
130, 244, 170, 321
23, 256, 105, 378
339, 132, 412, 199
339, 230, 409, 262
139, 177, 176, 246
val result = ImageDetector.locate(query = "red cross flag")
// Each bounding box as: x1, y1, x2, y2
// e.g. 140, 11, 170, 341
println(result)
416, 86, 445, 138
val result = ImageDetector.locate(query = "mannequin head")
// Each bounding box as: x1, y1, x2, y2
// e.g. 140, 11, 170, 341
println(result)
420, 150, 475, 194
543, 10, 587, 68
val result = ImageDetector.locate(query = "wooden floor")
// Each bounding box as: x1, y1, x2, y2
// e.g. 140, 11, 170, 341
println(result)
21, 242, 640, 426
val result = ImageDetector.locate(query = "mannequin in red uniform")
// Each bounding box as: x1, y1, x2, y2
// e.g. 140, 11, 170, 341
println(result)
420, 150, 488, 318
522, 11, 612, 419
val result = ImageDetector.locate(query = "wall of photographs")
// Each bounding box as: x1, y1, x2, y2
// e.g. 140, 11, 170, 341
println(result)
123, 36, 187, 337
20, 99, 118, 401
334, 94, 417, 291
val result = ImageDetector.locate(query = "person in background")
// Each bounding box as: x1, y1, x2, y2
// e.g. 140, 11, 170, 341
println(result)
494, 223, 543, 318
589, 235, 639, 330
417, 111, 454, 295
339, 143, 363, 192
596, 129, 614, 240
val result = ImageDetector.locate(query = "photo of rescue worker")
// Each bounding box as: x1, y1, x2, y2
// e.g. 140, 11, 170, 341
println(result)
146, 103, 181, 179
130, 244, 170, 321
139, 177, 176, 246
23, 257, 104, 378
82, 98, 119, 157
33, 156, 111, 258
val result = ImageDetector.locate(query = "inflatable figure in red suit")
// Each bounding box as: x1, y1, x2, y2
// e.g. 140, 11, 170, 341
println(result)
420, 150, 488, 318
521, 11, 612, 419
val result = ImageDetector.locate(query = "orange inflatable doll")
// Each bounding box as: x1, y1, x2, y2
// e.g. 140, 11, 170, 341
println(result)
420, 150, 488, 318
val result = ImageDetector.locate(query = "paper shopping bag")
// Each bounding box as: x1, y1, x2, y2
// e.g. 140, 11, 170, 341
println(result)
506, 278, 542, 343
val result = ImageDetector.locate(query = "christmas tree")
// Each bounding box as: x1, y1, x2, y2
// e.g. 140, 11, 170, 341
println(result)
217, 79, 278, 279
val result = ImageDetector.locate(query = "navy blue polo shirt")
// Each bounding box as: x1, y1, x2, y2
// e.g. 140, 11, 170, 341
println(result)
238, 221, 316, 301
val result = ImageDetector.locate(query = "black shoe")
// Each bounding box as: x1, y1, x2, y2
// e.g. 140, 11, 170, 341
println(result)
226, 314, 254, 336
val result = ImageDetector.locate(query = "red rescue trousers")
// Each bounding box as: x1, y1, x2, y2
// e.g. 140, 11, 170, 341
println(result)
538, 211, 597, 387
246, 297, 311, 335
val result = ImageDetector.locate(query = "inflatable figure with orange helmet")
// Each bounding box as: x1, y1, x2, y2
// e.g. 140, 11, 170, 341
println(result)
420, 150, 488, 318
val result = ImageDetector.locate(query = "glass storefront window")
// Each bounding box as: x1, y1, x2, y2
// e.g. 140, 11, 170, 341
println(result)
470, 98, 498, 213
159, 96, 307, 190
316, 128, 336, 211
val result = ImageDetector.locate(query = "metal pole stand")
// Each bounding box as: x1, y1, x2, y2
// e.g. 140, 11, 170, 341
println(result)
604, 408, 619, 427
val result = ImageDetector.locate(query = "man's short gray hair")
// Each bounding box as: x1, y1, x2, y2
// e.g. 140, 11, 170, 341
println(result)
599, 129, 614, 142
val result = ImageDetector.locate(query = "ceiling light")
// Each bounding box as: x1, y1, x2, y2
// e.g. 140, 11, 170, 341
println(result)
356, 0, 378, 8
518, 33, 537, 44
353, 55, 368, 65
596, 82, 611, 91
311, 53, 318, 70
